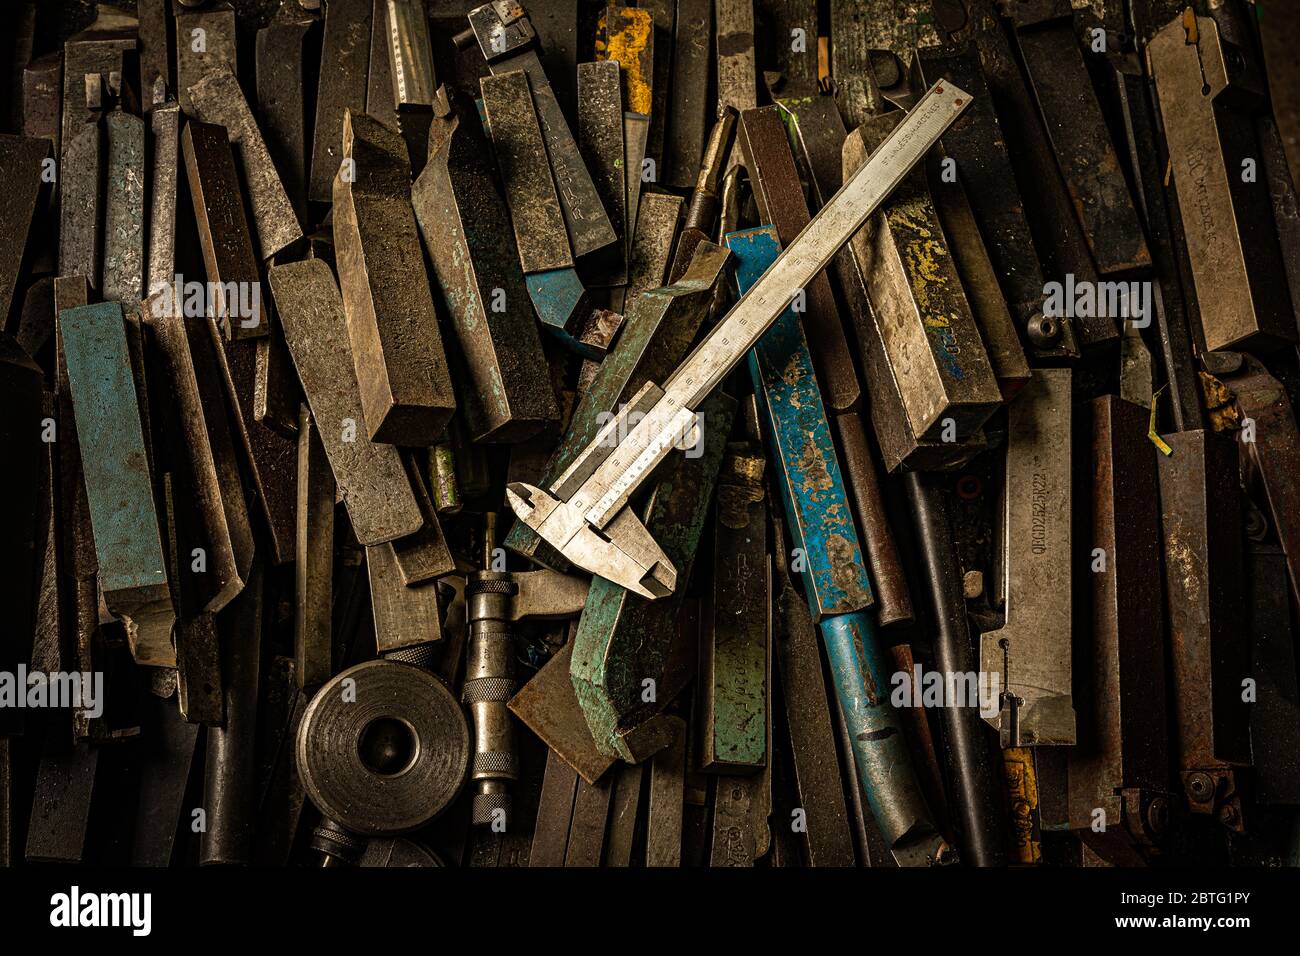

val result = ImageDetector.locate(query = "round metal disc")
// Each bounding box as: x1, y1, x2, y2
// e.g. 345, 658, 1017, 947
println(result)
359, 838, 445, 867
297, 660, 470, 835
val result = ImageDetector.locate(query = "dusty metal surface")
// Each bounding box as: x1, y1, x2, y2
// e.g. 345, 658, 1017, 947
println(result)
740, 106, 859, 414
576, 60, 627, 287
413, 87, 561, 443
509, 638, 616, 785
175, 3, 238, 117
1150, 13, 1296, 352
333, 110, 455, 444
463, 1, 618, 257
295, 404, 334, 692
59, 116, 102, 292
0, 136, 47, 331
367, 541, 446, 653
182, 119, 267, 339
24, 733, 99, 863
146, 98, 179, 300
7, 0, 1298, 878
846, 114, 1002, 442
927, 150, 1031, 399
915, 45, 1054, 354
145, 302, 254, 615
1112, 62, 1200, 428
699, 445, 768, 771
624, 192, 683, 308
527, 745, 578, 865
137, 0, 170, 112
257, 1, 317, 220
310, 0, 372, 202
367, 0, 400, 133
189, 65, 304, 261
253, 321, 302, 438
1068, 396, 1169, 864
840, 132, 986, 473
563, 773, 612, 866
827, 0, 885, 127
388, 460, 455, 584
184, 121, 298, 564
22, 54, 62, 197
646, 715, 687, 866
1157, 427, 1250, 825
60, 30, 134, 162
980, 368, 1075, 748
758, 0, 817, 93
268, 258, 422, 546
665, 0, 711, 188
603, 761, 644, 866
1011, 8, 1151, 275
102, 109, 146, 306
771, 520, 856, 867
716, 0, 756, 113
482, 69, 573, 274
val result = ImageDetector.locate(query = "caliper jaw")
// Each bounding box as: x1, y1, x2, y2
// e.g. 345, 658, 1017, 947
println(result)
506, 482, 676, 598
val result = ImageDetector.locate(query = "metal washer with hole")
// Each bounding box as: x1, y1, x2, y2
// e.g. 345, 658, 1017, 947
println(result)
297, 659, 470, 835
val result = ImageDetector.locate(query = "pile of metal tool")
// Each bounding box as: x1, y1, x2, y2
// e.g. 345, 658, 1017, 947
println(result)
2, 0, 1299, 869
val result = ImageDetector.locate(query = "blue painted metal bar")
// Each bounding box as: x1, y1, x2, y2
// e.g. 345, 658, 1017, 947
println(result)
727, 226, 950, 865
60, 301, 175, 665
526, 267, 595, 356
728, 226, 871, 621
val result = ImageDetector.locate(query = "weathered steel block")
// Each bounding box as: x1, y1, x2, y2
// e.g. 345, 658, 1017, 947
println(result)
333, 110, 455, 444
412, 88, 560, 444
268, 258, 423, 546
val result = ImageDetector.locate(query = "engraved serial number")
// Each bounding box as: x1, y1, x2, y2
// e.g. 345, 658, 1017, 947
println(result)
1030, 472, 1048, 555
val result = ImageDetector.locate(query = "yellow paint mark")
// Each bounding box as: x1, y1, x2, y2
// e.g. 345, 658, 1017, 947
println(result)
597, 8, 653, 115
1149, 385, 1173, 456
1002, 747, 1042, 865
1198, 371, 1239, 432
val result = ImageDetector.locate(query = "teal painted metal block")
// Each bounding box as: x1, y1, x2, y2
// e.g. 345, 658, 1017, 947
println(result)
820, 611, 929, 852
571, 392, 737, 760
60, 302, 175, 664
526, 267, 592, 352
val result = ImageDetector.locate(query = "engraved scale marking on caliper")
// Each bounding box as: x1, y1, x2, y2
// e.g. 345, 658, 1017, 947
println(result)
508, 81, 970, 594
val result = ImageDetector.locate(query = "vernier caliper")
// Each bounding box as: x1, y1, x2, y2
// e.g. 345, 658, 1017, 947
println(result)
508, 79, 971, 596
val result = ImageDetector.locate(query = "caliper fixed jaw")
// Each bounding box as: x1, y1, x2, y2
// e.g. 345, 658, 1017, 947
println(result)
505, 482, 676, 599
